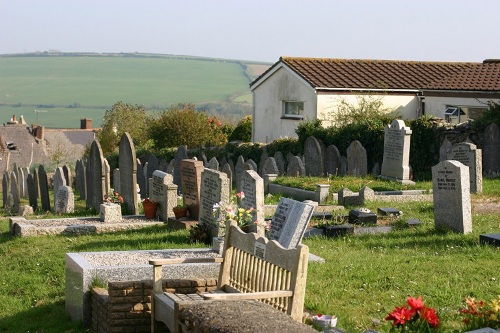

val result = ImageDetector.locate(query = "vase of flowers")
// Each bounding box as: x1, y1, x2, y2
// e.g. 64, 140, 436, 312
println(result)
385, 295, 439, 332
142, 198, 158, 219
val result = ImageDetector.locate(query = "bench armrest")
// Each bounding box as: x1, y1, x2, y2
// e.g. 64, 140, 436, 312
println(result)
202, 290, 293, 301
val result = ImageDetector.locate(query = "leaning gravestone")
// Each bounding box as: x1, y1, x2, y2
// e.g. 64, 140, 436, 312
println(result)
240, 170, 265, 234
432, 160, 471, 234
198, 169, 230, 237
27, 174, 38, 211
273, 151, 286, 176
75, 159, 86, 200
269, 198, 315, 249
151, 170, 176, 220
173, 146, 189, 193
55, 185, 74, 214
380, 119, 414, 184
347, 140, 368, 177
304, 136, 324, 176
287, 156, 306, 177
119, 133, 139, 215
2, 172, 9, 208
10, 172, 21, 214
53, 167, 67, 208
262, 157, 279, 175
324, 145, 341, 176
483, 123, 500, 177
207, 157, 219, 171
180, 159, 204, 219
38, 165, 51, 212
86, 140, 105, 212
447, 142, 482, 193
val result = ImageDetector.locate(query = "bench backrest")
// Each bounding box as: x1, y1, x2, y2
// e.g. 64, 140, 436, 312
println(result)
218, 220, 309, 321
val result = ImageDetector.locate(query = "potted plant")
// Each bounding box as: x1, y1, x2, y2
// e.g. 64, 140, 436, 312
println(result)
173, 204, 188, 219
142, 198, 158, 219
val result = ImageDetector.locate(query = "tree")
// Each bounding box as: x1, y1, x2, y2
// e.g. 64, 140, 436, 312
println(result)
97, 101, 148, 155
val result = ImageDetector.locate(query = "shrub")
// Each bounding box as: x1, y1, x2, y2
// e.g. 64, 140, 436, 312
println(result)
229, 115, 252, 142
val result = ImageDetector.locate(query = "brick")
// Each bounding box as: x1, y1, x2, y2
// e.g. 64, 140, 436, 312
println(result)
108, 312, 127, 319
207, 278, 218, 286
177, 287, 197, 293
108, 289, 127, 297
142, 280, 153, 289
192, 279, 206, 287
109, 296, 143, 304
108, 304, 134, 312
133, 303, 145, 312
109, 281, 134, 289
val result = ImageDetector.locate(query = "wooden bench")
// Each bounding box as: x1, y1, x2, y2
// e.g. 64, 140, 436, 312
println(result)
150, 220, 309, 333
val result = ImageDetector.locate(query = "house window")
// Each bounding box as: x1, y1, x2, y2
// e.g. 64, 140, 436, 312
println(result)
444, 106, 465, 124
283, 101, 304, 119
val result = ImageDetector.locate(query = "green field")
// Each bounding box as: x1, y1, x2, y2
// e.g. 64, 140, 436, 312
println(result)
0, 54, 270, 128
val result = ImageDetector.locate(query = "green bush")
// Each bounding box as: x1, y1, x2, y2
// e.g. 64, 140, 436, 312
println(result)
408, 115, 441, 180
472, 100, 500, 131
266, 137, 302, 157
229, 115, 252, 142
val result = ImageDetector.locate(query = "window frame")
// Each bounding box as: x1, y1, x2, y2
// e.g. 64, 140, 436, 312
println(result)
282, 101, 304, 120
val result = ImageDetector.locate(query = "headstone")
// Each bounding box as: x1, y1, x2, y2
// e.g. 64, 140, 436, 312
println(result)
259, 151, 269, 177
234, 155, 246, 193
55, 185, 74, 214
380, 120, 413, 184
198, 169, 230, 237
286, 151, 295, 165
432, 160, 472, 234
18, 167, 26, 198
273, 151, 286, 176
103, 159, 111, 195
86, 140, 105, 212
483, 123, 500, 177
2, 172, 9, 208
21, 167, 29, 198
62, 165, 72, 187
262, 157, 279, 175
38, 165, 51, 212
339, 156, 348, 176
119, 133, 139, 215
27, 174, 38, 211
10, 172, 20, 214
324, 145, 341, 176
151, 170, 176, 220
159, 159, 169, 172
447, 142, 483, 193
143, 161, 149, 196
180, 159, 204, 219
286, 156, 306, 177
222, 163, 233, 193
167, 160, 174, 174
304, 136, 324, 176
173, 146, 188, 193
240, 170, 265, 234
75, 159, 86, 200
220, 157, 228, 170
347, 140, 368, 177
147, 153, 159, 182
269, 198, 314, 249
439, 138, 453, 162
245, 159, 258, 172
113, 168, 121, 194
136, 159, 146, 199
207, 157, 219, 171
33, 168, 41, 204
349, 208, 377, 224
53, 167, 67, 207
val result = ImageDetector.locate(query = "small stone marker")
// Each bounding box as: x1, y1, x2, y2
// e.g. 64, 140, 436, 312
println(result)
180, 159, 204, 219
347, 140, 367, 177
432, 160, 472, 234
377, 207, 402, 216
269, 198, 315, 249
349, 208, 377, 224
483, 123, 500, 177
198, 169, 230, 237
380, 119, 414, 184
99, 203, 122, 223
304, 136, 324, 176
55, 185, 74, 214
447, 142, 482, 193
103, 158, 111, 195
324, 145, 341, 176
240, 170, 265, 235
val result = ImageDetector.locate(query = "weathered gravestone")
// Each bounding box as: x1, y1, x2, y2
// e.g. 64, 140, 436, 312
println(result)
269, 198, 315, 249
21, 167, 29, 198
347, 140, 367, 177
103, 159, 111, 195
207, 157, 219, 171
113, 168, 120, 194
53, 167, 67, 208
340, 156, 348, 176
159, 158, 169, 172
447, 142, 482, 193
18, 167, 26, 198
38, 165, 51, 212
10, 172, 20, 214
119, 133, 139, 215
2, 172, 9, 208
234, 155, 246, 193
380, 119, 414, 184
173, 146, 188, 193
304, 136, 324, 176
262, 157, 279, 175
33, 168, 41, 204
86, 140, 105, 212
55, 185, 74, 214
198, 150, 208, 167
439, 138, 453, 162
198, 169, 230, 237
143, 162, 149, 196
147, 153, 159, 181
222, 163, 233, 193
273, 151, 286, 176
483, 123, 500, 177
432, 160, 472, 234
324, 145, 341, 176
240, 170, 265, 235
27, 174, 38, 211
63, 165, 72, 187
136, 159, 146, 199
287, 156, 306, 177
151, 170, 177, 220
259, 151, 269, 177
75, 159, 86, 200
180, 159, 204, 219
245, 159, 258, 172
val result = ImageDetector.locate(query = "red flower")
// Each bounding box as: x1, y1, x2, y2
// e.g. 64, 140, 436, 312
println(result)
407, 295, 424, 315
420, 306, 440, 328
386, 306, 413, 327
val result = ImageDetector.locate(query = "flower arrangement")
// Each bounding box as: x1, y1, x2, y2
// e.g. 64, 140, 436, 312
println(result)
212, 191, 260, 230
459, 296, 500, 330
104, 191, 124, 204
385, 295, 439, 332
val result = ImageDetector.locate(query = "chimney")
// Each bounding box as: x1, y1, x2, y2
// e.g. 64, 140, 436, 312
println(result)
80, 118, 92, 130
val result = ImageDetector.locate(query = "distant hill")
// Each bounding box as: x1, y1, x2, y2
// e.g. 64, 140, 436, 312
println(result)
0, 52, 272, 128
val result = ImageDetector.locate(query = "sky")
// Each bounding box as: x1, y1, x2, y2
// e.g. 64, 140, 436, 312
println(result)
1, 0, 500, 64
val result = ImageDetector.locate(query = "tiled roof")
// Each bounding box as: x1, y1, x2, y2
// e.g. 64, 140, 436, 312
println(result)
261, 57, 500, 91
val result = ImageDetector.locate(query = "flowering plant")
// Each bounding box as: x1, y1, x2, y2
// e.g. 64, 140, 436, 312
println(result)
142, 197, 158, 205
385, 295, 439, 332
104, 191, 123, 204
213, 192, 255, 229
459, 296, 500, 330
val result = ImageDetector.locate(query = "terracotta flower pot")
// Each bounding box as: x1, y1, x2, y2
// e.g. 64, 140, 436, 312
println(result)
173, 207, 188, 219
143, 202, 158, 219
